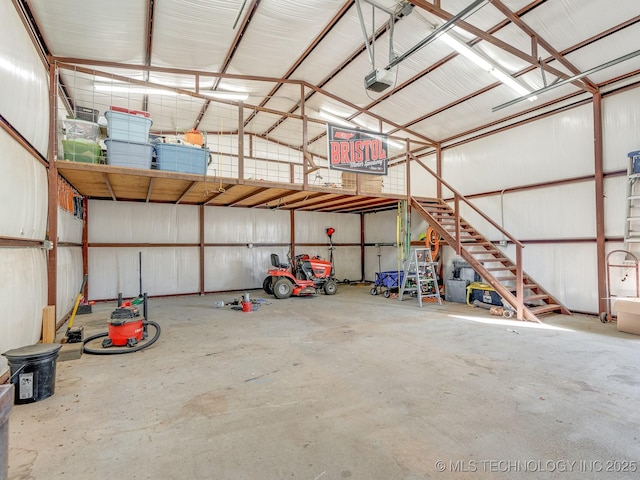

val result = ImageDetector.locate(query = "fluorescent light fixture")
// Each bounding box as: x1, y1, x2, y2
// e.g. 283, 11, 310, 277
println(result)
318, 109, 357, 128
440, 33, 536, 101
201, 91, 249, 101
386, 138, 406, 149
94, 82, 248, 101
94, 83, 177, 96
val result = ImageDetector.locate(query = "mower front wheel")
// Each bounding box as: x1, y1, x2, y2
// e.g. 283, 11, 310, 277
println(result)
263, 276, 274, 295
324, 280, 338, 295
273, 278, 293, 299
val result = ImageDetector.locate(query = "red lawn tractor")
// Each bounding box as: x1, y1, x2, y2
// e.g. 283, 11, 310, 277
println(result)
263, 253, 338, 299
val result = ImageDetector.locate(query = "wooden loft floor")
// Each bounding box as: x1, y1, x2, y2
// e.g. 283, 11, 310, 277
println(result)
56, 160, 406, 214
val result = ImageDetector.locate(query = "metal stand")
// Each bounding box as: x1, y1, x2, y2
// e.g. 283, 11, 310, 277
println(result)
601, 249, 639, 322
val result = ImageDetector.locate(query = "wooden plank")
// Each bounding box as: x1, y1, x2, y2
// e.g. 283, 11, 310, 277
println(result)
42, 305, 56, 343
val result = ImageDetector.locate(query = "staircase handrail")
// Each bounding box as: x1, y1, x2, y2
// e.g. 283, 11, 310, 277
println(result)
411, 154, 525, 320
411, 155, 524, 249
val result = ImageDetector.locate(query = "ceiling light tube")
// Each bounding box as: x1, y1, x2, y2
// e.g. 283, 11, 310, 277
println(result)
440, 33, 535, 100
387, 138, 406, 149
493, 48, 640, 112
386, 0, 489, 70
319, 110, 357, 128
94, 83, 248, 101
201, 91, 249, 101
94, 83, 177, 96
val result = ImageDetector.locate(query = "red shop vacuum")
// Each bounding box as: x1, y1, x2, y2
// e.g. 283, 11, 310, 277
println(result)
82, 293, 161, 355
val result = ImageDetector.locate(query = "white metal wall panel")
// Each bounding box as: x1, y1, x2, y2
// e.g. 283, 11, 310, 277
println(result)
0, 249, 47, 375
503, 242, 599, 313
364, 210, 402, 280
294, 211, 361, 281
466, 182, 596, 240
88, 247, 200, 300
56, 246, 83, 322
57, 208, 83, 244
205, 207, 290, 243
442, 104, 595, 195
205, 246, 278, 292
0, 129, 48, 240
295, 211, 360, 243
88, 200, 199, 243
409, 153, 438, 198
0, 2, 49, 155
603, 87, 640, 172
364, 210, 398, 245
604, 175, 626, 238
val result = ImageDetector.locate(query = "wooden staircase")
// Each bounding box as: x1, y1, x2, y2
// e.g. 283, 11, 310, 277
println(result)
412, 197, 571, 323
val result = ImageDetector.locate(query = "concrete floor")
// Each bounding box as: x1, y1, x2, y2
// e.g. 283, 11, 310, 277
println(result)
7, 285, 640, 479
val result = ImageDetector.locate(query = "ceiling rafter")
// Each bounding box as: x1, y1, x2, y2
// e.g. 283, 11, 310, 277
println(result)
243, 0, 354, 129
314, 193, 398, 210
193, 0, 262, 130
355, 0, 548, 116
176, 181, 198, 204
249, 190, 304, 208
226, 187, 270, 206
258, 3, 437, 144
296, 0, 553, 149
387, 14, 640, 141
410, 0, 592, 92
489, 0, 597, 92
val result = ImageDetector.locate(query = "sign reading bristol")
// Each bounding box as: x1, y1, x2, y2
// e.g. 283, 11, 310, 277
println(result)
327, 124, 388, 175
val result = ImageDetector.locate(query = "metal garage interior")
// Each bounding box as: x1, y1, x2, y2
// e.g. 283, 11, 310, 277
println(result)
1, 1, 640, 478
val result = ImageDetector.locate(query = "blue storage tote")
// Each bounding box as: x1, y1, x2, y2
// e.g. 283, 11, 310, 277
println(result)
155, 143, 209, 175
105, 110, 152, 143
105, 138, 153, 169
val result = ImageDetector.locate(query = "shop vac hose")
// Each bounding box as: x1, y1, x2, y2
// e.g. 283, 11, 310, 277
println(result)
82, 321, 161, 355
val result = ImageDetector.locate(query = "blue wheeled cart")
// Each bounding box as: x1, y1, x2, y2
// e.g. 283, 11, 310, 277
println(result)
370, 270, 404, 298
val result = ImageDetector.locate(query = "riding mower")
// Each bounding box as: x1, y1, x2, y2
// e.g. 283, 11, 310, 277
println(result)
263, 253, 338, 299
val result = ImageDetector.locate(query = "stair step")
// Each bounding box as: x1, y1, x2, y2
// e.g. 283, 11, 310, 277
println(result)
468, 248, 502, 255
485, 266, 517, 272
524, 294, 550, 302
529, 304, 562, 315
494, 276, 515, 281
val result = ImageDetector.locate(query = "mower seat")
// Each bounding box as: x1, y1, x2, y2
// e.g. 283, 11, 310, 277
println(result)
271, 254, 288, 269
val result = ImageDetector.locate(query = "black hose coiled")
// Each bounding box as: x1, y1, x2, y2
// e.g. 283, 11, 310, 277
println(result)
82, 321, 161, 355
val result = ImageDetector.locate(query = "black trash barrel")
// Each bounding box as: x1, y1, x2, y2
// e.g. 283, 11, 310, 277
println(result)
2, 344, 62, 404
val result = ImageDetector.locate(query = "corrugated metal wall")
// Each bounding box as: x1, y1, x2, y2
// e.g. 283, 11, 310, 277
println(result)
0, 2, 50, 375
87, 201, 363, 300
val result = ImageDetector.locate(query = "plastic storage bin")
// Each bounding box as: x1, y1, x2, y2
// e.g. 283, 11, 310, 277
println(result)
155, 143, 209, 175
105, 110, 153, 143
62, 118, 100, 143
62, 139, 102, 163
105, 138, 153, 169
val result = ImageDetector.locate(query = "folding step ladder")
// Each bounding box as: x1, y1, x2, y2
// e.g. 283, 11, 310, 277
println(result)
398, 247, 442, 307
625, 150, 640, 253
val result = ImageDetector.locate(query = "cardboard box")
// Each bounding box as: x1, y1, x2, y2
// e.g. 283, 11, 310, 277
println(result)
612, 298, 640, 335
341, 172, 383, 193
